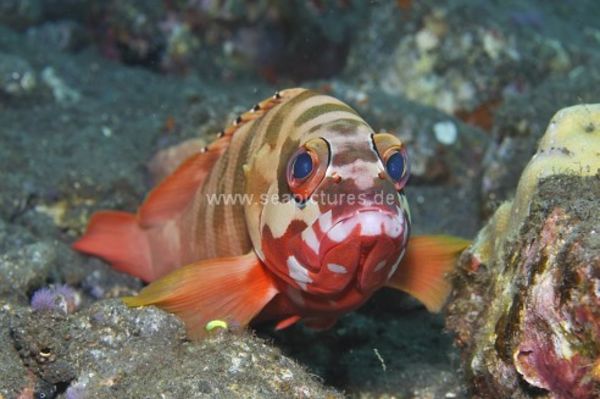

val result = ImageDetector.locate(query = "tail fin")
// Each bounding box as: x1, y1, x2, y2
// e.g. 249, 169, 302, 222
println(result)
386, 235, 469, 312
72, 211, 154, 282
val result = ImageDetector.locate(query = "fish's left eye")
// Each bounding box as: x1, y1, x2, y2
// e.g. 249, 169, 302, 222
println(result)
385, 150, 407, 182
292, 151, 314, 180
372, 133, 410, 190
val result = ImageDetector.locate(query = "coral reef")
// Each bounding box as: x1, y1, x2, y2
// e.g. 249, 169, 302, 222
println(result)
446, 104, 600, 398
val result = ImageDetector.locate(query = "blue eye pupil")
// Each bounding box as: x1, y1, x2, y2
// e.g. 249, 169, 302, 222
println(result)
293, 152, 313, 179
386, 152, 405, 181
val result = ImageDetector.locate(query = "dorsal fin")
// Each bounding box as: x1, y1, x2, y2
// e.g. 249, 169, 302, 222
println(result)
138, 90, 298, 227
138, 138, 230, 227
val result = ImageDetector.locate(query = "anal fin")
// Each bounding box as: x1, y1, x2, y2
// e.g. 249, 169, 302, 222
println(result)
123, 252, 279, 339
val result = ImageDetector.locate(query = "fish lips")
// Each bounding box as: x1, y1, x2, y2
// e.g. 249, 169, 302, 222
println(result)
302, 208, 409, 295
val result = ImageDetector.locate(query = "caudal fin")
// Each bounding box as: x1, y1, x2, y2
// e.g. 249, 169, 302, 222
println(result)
123, 252, 278, 339
72, 211, 154, 282
386, 235, 469, 312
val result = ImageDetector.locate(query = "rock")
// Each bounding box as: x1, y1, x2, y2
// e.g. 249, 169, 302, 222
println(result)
0, 0, 42, 30
26, 20, 89, 52
0, 52, 36, 98
344, 1, 598, 121
446, 104, 600, 398
0, 306, 33, 399
10, 300, 342, 398
481, 65, 600, 216
0, 241, 64, 303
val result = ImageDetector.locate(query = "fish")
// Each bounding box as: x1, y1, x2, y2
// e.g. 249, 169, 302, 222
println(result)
73, 88, 469, 338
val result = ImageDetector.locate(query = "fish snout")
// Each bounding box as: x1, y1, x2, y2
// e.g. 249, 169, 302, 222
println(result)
321, 209, 409, 293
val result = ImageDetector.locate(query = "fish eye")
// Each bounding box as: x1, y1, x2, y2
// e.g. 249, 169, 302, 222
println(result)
292, 151, 313, 180
371, 132, 410, 190
286, 139, 329, 203
386, 151, 406, 181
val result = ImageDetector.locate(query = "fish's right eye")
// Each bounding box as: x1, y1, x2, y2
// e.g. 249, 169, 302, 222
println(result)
286, 138, 329, 203
292, 151, 314, 180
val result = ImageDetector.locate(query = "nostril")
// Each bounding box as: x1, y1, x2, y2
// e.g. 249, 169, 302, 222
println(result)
378, 171, 386, 180
331, 172, 342, 183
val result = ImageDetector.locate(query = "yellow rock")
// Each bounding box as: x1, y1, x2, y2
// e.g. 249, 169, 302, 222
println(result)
510, 103, 600, 231
473, 103, 600, 264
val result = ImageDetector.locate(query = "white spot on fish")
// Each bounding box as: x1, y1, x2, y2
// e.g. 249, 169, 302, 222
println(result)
383, 214, 403, 238
387, 248, 406, 280
327, 218, 358, 242
287, 255, 313, 290
359, 212, 383, 236
335, 160, 380, 190
318, 210, 333, 232
374, 260, 386, 272
327, 263, 347, 274
327, 211, 406, 242
301, 226, 320, 254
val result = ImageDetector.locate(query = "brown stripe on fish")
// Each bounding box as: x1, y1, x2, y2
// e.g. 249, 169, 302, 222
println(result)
223, 121, 257, 255
200, 146, 231, 258
293, 103, 358, 128
271, 94, 364, 152
216, 123, 254, 256
246, 105, 275, 160
263, 90, 319, 147
244, 91, 313, 200
244, 111, 281, 204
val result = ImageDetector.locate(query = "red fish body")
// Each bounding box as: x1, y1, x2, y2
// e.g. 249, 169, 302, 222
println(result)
73, 88, 468, 338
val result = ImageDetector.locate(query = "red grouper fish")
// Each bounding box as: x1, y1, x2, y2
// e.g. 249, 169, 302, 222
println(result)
73, 88, 469, 339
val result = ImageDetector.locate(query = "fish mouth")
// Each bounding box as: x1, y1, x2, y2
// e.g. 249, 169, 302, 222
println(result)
317, 208, 408, 292
323, 208, 406, 243
292, 207, 409, 293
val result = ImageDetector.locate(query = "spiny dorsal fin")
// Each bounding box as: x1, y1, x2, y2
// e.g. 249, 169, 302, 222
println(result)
138, 89, 303, 227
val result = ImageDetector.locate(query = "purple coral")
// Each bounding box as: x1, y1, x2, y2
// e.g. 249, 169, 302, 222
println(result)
30, 284, 80, 315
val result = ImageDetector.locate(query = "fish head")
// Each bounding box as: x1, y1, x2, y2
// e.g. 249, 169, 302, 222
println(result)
259, 120, 411, 309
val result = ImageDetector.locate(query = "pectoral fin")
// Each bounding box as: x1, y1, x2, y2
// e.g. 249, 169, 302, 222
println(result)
386, 235, 469, 312
123, 252, 278, 339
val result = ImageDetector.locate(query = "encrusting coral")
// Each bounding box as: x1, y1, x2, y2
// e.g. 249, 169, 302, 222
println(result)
446, 104, 600, 398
